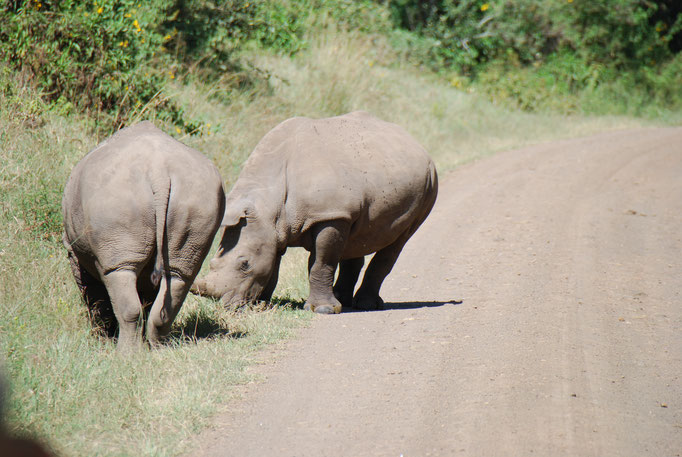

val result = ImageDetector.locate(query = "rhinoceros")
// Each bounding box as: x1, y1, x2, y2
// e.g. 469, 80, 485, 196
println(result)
191, 111, 438, 313
62, 121, 225, 351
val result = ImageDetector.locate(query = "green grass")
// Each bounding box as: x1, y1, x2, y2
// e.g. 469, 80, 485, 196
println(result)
0, 28, 669, 457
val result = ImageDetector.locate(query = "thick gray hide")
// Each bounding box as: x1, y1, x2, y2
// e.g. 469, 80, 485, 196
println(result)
62, 121, 225, 351
192, 111, 437, 313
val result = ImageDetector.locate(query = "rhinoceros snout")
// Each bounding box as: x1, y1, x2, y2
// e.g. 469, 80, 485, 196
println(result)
190, 277, 216, 297
189, 278, 203, 294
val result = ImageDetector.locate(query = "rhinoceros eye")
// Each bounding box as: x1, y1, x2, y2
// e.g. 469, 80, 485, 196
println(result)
237, 257, 251, 273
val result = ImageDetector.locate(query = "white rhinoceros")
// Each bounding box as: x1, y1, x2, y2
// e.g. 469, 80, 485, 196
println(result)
62, 121, 225, 351
192, 111, 438, 313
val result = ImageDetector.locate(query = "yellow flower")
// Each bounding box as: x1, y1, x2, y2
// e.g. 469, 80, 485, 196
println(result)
118, 40, 128, 48
567, 0, 573, 3
169, 71, 175, 79
97, 6, 103, 13
164, 34, 172, 41
175, 127, 182, 134
480, 3, 489, 11
125, 13, 131, 18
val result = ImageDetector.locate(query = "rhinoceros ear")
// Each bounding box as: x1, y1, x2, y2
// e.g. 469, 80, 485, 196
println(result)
221, 200, 252, 227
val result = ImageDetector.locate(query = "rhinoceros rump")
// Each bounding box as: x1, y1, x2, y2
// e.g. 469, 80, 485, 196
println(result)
62, 122, 225, 351
191, 111, 437, 313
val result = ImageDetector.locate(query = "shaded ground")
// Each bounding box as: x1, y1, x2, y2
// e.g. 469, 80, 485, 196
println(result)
188, 128, 682, 457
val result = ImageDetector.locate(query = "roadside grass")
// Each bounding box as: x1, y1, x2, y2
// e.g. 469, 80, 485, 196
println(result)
0, 29, 663, 457
0, 87, 310, 456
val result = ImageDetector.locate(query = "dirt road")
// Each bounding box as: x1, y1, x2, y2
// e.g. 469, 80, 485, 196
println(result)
191, 128, 682, 457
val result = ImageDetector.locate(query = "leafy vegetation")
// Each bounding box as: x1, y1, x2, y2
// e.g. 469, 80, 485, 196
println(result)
387, 0, 682, 114
1, 0, 679, 122
0, 0, 389, 133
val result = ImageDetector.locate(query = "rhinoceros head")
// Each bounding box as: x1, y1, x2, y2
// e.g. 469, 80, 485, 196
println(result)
193, 199, 280, 305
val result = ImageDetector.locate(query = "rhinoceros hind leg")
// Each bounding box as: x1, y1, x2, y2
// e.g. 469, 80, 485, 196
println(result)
147, 273, 191, 346
82, 269, 117, 337
353, 233, 410, 310
304, 221, 349, 314
102, 269, 144, 352
333, 257, 364, 307
65, 246, 117, 337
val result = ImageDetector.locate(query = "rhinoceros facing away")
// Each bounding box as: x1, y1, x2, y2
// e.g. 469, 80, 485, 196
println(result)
192, 111, 438, 313
62, 122, 225, 351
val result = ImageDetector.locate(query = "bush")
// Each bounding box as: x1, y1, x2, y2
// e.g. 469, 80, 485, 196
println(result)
386, 0, 503, 73
0, 0, 392, 132
163, 0, 390, 68
387, 0, 680, 70
0, 1, 195, 132
385, 0, 681, 114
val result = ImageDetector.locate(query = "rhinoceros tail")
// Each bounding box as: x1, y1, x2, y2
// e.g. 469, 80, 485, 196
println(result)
151, 176, 171, 287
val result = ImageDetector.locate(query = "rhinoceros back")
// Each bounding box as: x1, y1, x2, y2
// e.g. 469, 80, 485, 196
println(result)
62, 121, 224, 279
240, 111, 437, 256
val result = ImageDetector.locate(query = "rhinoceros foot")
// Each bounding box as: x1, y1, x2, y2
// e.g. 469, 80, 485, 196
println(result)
304, 301, 342, 314
353, 294, 385, 311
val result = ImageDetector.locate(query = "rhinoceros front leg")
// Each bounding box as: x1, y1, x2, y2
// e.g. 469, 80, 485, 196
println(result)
305, 220, 350, 314
260, 254, 282, 303
353, 233, 410, 310
333, 257, 364, 308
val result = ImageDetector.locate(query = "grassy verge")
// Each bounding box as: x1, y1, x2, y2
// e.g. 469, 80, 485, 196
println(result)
0, 28, 663, 457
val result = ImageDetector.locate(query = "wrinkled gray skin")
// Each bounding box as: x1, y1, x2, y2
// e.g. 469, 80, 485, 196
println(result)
192, 111, 438, 313
62, 121, 225, 351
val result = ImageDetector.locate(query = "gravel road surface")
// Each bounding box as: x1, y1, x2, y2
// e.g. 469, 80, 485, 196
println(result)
190, 128, 682, 457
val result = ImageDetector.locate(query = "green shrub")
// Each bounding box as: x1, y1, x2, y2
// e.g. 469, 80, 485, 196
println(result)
0, 0, 392, 132
163, 0, 390, 68
385, 0, 681, 114
386, 0, 680, 71
0, 1, 195, 132
386, 0, 502, 73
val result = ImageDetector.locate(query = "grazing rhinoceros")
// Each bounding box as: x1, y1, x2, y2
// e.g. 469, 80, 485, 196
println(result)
191, 111, 438, 313
62, 121, 225, 351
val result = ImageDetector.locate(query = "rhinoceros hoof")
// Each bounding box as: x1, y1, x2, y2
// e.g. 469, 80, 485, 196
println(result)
353, 295, 384, 311
304, 301, 342, 314
333, 290, 354, 308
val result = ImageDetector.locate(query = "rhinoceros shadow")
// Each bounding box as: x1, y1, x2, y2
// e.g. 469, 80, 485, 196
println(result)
165, 300, 461, 342
170, 312, 246, 342
341, 300, 461, 313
